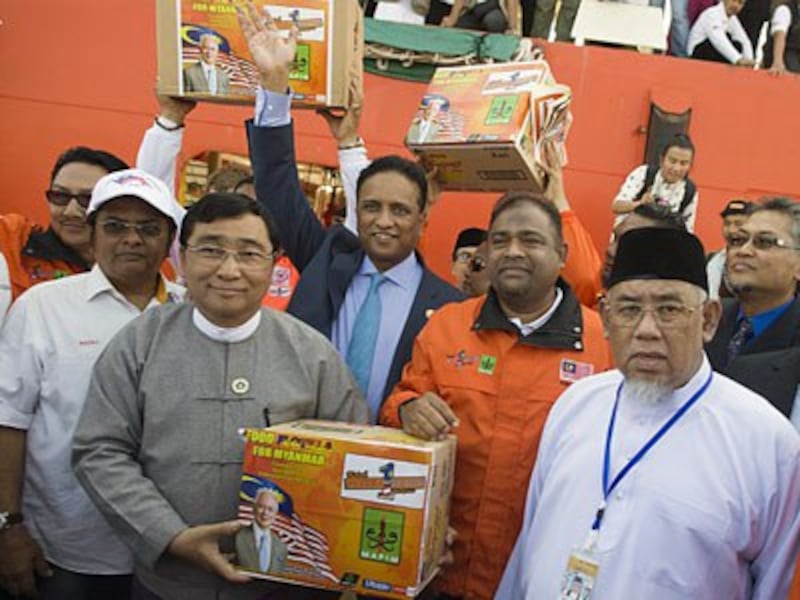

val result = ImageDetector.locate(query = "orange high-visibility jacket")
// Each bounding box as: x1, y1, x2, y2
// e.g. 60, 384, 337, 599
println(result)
0, 214, 88, 301
790, 560, 800, 600
560, 210, 603, 308
380, 284, 612, 599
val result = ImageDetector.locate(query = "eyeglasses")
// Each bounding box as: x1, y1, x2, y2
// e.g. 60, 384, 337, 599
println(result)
469, 256, 487, 273
184, 244, 275, 269
604, 302, 700, 328
98, 218, 165, 239
725, 231, 800, 251
45, 189, 92, 209
454, 250, 473, 264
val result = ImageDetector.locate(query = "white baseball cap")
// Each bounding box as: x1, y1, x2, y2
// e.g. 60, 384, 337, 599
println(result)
87, 168, 182, 227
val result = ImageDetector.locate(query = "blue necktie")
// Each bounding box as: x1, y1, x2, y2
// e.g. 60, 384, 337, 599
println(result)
207, 68, 217, 94
726, 317, 753, 366
346, 274, 386, 404
258, 532, 270, 571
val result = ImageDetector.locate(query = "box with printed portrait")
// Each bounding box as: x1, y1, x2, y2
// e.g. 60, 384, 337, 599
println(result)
155, 0, 361, 108
405, 61, 572, 192
235, 420, 456, 598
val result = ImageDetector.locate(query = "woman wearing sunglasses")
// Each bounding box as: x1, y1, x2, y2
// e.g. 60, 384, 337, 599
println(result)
0, 147, 128, 301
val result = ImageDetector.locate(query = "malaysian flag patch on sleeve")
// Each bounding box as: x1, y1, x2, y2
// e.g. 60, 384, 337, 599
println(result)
559, 358, 594, 383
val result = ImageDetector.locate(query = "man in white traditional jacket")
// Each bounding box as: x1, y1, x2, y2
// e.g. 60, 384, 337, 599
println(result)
72, 193, 367, 600
496, 227, 800, 600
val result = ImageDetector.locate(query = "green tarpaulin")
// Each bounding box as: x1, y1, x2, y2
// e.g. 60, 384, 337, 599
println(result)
364, 18, 521, 82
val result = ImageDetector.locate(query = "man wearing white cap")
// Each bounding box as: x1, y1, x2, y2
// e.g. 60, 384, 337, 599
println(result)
0, 169, 183, 599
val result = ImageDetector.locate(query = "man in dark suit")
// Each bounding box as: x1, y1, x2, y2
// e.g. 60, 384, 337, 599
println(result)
235, 488, 288, 574
706, 197, 800, 427
238, 6, 461, 423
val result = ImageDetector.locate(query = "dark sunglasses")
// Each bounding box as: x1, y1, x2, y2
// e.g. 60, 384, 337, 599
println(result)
45, 189, 92, 209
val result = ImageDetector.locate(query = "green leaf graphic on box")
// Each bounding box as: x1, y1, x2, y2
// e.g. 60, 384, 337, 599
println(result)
478, 354, 497, 375
485, 95, 518, 126
360, 507, 404, 565
290, 44, 310, 81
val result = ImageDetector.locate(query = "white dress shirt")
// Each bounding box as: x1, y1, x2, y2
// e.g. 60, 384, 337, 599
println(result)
0, 265, 183, 573
772, 5, 792, 34
192, 307, 261, 343
252, 525, 273, 570
203, 64, 217, 94
509, 287, 563, 336
688, 1, 754, 63
331, 254, 423, 420
497, 357, 800, 599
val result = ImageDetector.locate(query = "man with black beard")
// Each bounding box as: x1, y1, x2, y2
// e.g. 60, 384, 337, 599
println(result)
498, 227, 800, 599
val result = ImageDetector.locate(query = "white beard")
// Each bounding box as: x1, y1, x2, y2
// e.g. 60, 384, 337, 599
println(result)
621, 379, 672, 405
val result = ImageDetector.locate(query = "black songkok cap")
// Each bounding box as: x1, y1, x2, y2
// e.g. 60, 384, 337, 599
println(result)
452, 228, 487, 255
607, 227, 708, 292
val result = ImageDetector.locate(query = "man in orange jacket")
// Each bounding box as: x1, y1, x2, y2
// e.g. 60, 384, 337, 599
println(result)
380, 191, 612, 599
0, 147, 128, 301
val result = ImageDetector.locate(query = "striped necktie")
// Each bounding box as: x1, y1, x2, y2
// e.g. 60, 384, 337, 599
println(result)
726, 316, 753, 366
346, 273, 387, 406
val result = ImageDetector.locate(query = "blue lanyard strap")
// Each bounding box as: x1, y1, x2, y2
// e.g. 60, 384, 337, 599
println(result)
592, 371, 714, 531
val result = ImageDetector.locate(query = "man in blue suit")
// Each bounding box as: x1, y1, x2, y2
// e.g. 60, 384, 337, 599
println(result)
238, 5, 462, 422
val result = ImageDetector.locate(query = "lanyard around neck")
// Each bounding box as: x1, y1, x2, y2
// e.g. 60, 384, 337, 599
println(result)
591, 370, 714, 531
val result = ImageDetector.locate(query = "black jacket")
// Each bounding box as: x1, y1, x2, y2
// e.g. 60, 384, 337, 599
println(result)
706, 296, 800, 418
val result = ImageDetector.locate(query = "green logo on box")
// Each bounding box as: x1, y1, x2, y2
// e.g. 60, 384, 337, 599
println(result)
359, 507, 404, 565
485, 95, 518, 126
290, 44, 310, 81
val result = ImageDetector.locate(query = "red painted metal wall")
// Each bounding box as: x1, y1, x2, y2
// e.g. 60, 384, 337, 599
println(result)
1, 2, 799, 282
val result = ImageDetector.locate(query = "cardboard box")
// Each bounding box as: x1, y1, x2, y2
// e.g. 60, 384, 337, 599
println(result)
405, 62, 572, 192
235, 420, 456, 598
156, 0, 361, 107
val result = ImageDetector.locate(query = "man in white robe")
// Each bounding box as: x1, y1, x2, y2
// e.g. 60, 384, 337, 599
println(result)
497, 227, 800, 599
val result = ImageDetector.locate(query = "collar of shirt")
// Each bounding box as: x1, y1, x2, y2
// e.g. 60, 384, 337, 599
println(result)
84, 264, 180, 308
254, 87, 292, 128
192, 307, 262, 343
508, 287, 564, 336
357, 252, 421, 290
473, 279, 585, 350
22, 226, 91, 270
737, 298, 794, 339
252, 524, 269, 547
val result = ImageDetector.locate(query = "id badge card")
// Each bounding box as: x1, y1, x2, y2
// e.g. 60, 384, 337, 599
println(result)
558, 547, 599, 600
